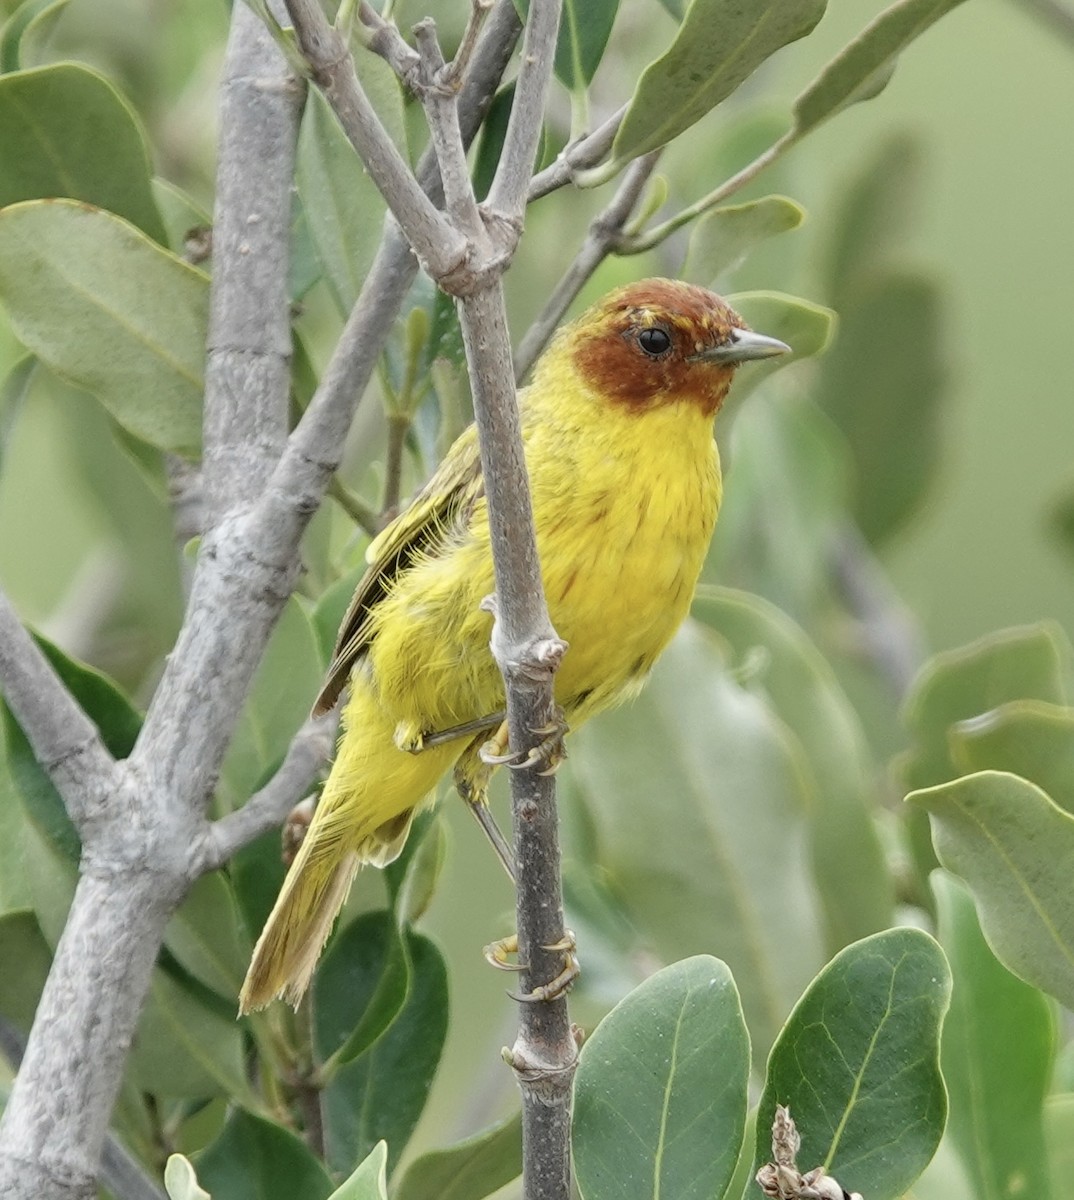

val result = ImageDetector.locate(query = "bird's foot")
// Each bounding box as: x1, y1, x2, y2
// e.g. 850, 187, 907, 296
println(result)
484, 931, 580, 1002
479, 708, 569, 776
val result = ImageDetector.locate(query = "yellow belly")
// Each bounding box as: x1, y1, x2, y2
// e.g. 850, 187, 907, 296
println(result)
367, 395, 721, 735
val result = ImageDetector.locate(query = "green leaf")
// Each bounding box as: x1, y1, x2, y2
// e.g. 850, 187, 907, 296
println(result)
152, 178, 210, 257
692, 587, 892, 951
196, 1109, 333, 1200
0, 353, 35, 472
2, 632, 142, 863
934, 872, 1054, 1200
392, 1112, 521, 1200
815, 272, 946, 544
755, 928, 951, 1199
164, 871, 252, 1001
330, 1142, 388, 1200
612, 0, 826, 164
314, 909, 411, 1069
948, 700, 1074, 814
321, 931, 448, 1175
296, 88, 389, 315
471, 83, 514, 202
0, 64, 165, 242
791, 0, 971, 140
900, 623, 1074, 792
682, 196, 805, 286
554, 0, 621, 89
10, 0, 68, 67
0, 908, 51, 1031
218, 597, 322, 807
573, 955, 749, 1200
567, 621, 825, 1061
909, 770, 1074, 1010
0, 200, 207, 455
388, 811, 448, 926
128, 970, 254, 1102
0, 0, 59, 72
164, 1154, 211, 1200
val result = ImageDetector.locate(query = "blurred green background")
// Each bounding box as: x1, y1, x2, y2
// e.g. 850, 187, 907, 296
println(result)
1, 0, 1072, 1181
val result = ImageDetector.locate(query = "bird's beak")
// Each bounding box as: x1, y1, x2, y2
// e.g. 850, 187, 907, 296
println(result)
692, 327, 791, 364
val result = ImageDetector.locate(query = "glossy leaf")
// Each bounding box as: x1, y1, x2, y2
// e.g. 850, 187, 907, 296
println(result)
314, 909, 411, 1069
196, 1109, 333, 1200
755, 928, 951, 1199
612, 0, 826, 163
949, 699, 1074, 813
218, 597, 322, 808
331, 1142, 389, 1200
296, 89, 389, 315
692, 587, 892, 951
909, 770, 1074, 1010
2, 632, 142, 863
0, 908, 50, 1031
321, 932, 448, 1175
816, 272, 946, 544
555, 0, 620, 89
164, 1155, 211, 1200
682, 196, 805, 286
901, 623, 1074, 792
791, 0, 971, 140
573, 955, 749, 1200
0, 64, 164, 241
128, 970, 253, 1102
568, 621, 825, 1060
0, 200, 207, 455
164, 871, 251, 1001
934, 872, 1054, 1200
393, 1112, 521, 1200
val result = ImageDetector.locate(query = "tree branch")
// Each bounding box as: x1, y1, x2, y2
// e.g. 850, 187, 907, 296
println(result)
204, 0, 304, 521
527, 105, 626, 202
514, 151, 660, 381
283, 0, 470, 279
0, 587, 117, 833
203, 714, 335, 868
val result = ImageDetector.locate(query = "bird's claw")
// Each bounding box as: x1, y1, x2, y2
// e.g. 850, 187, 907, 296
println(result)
485, 931, 579, 1002
478, 709, 569, 775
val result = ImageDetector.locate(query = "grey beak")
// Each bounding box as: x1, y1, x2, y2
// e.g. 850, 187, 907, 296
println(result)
693, 327, 791, 364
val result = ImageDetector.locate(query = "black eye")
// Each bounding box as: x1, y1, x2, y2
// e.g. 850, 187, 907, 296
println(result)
638, 327, 671, 357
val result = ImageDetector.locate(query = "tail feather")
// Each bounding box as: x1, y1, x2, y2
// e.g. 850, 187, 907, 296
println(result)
239, 833, 360, 1012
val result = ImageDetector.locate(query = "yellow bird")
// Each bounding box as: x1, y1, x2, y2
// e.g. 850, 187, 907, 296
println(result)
239, 278, 788, 1012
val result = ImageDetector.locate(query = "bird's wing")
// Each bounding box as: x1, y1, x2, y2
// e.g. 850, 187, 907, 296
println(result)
312, 423, 484, 715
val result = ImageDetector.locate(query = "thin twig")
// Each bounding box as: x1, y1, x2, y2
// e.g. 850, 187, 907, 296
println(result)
283, 0, 469, 279
514, 151, 661, 381
328, 475, 380, 537
204, 714, 336, 869
618, 135, 789, 253
381, 411, 411, 519
0, 587, 117, 833
527, 105, 626, 201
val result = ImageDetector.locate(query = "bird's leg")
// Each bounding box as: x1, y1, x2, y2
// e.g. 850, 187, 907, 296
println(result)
479, 707, 570, 776
398, 711, 506, 754
454, 738, 516, 881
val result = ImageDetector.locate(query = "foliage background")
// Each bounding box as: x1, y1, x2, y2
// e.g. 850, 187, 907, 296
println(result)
0, 0, 1072, 1195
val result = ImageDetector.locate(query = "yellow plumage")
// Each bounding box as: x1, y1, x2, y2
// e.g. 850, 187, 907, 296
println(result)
239, 278, 787, 1012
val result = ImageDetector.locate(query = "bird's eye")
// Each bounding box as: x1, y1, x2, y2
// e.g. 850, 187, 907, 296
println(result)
637, 327, 671, 357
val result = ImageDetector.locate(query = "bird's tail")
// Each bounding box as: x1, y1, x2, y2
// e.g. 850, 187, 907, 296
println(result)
238, 685, 459, 1013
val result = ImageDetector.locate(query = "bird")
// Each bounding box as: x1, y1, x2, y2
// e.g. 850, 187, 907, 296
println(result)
238, 278, 789, 1012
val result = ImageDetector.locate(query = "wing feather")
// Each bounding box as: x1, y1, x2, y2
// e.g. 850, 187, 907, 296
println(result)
312, 424, 483, 715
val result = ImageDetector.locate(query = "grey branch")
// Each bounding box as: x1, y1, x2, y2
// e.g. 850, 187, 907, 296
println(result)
204, 713, 336, 868
0, 587, 117, 833
527, 105, 626, 202
283, 0, 469, 279
203, 0, 304, 522
514, 151, 661, 381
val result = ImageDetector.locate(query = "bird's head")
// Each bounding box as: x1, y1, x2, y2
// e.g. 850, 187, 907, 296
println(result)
565, 278, 789, 417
